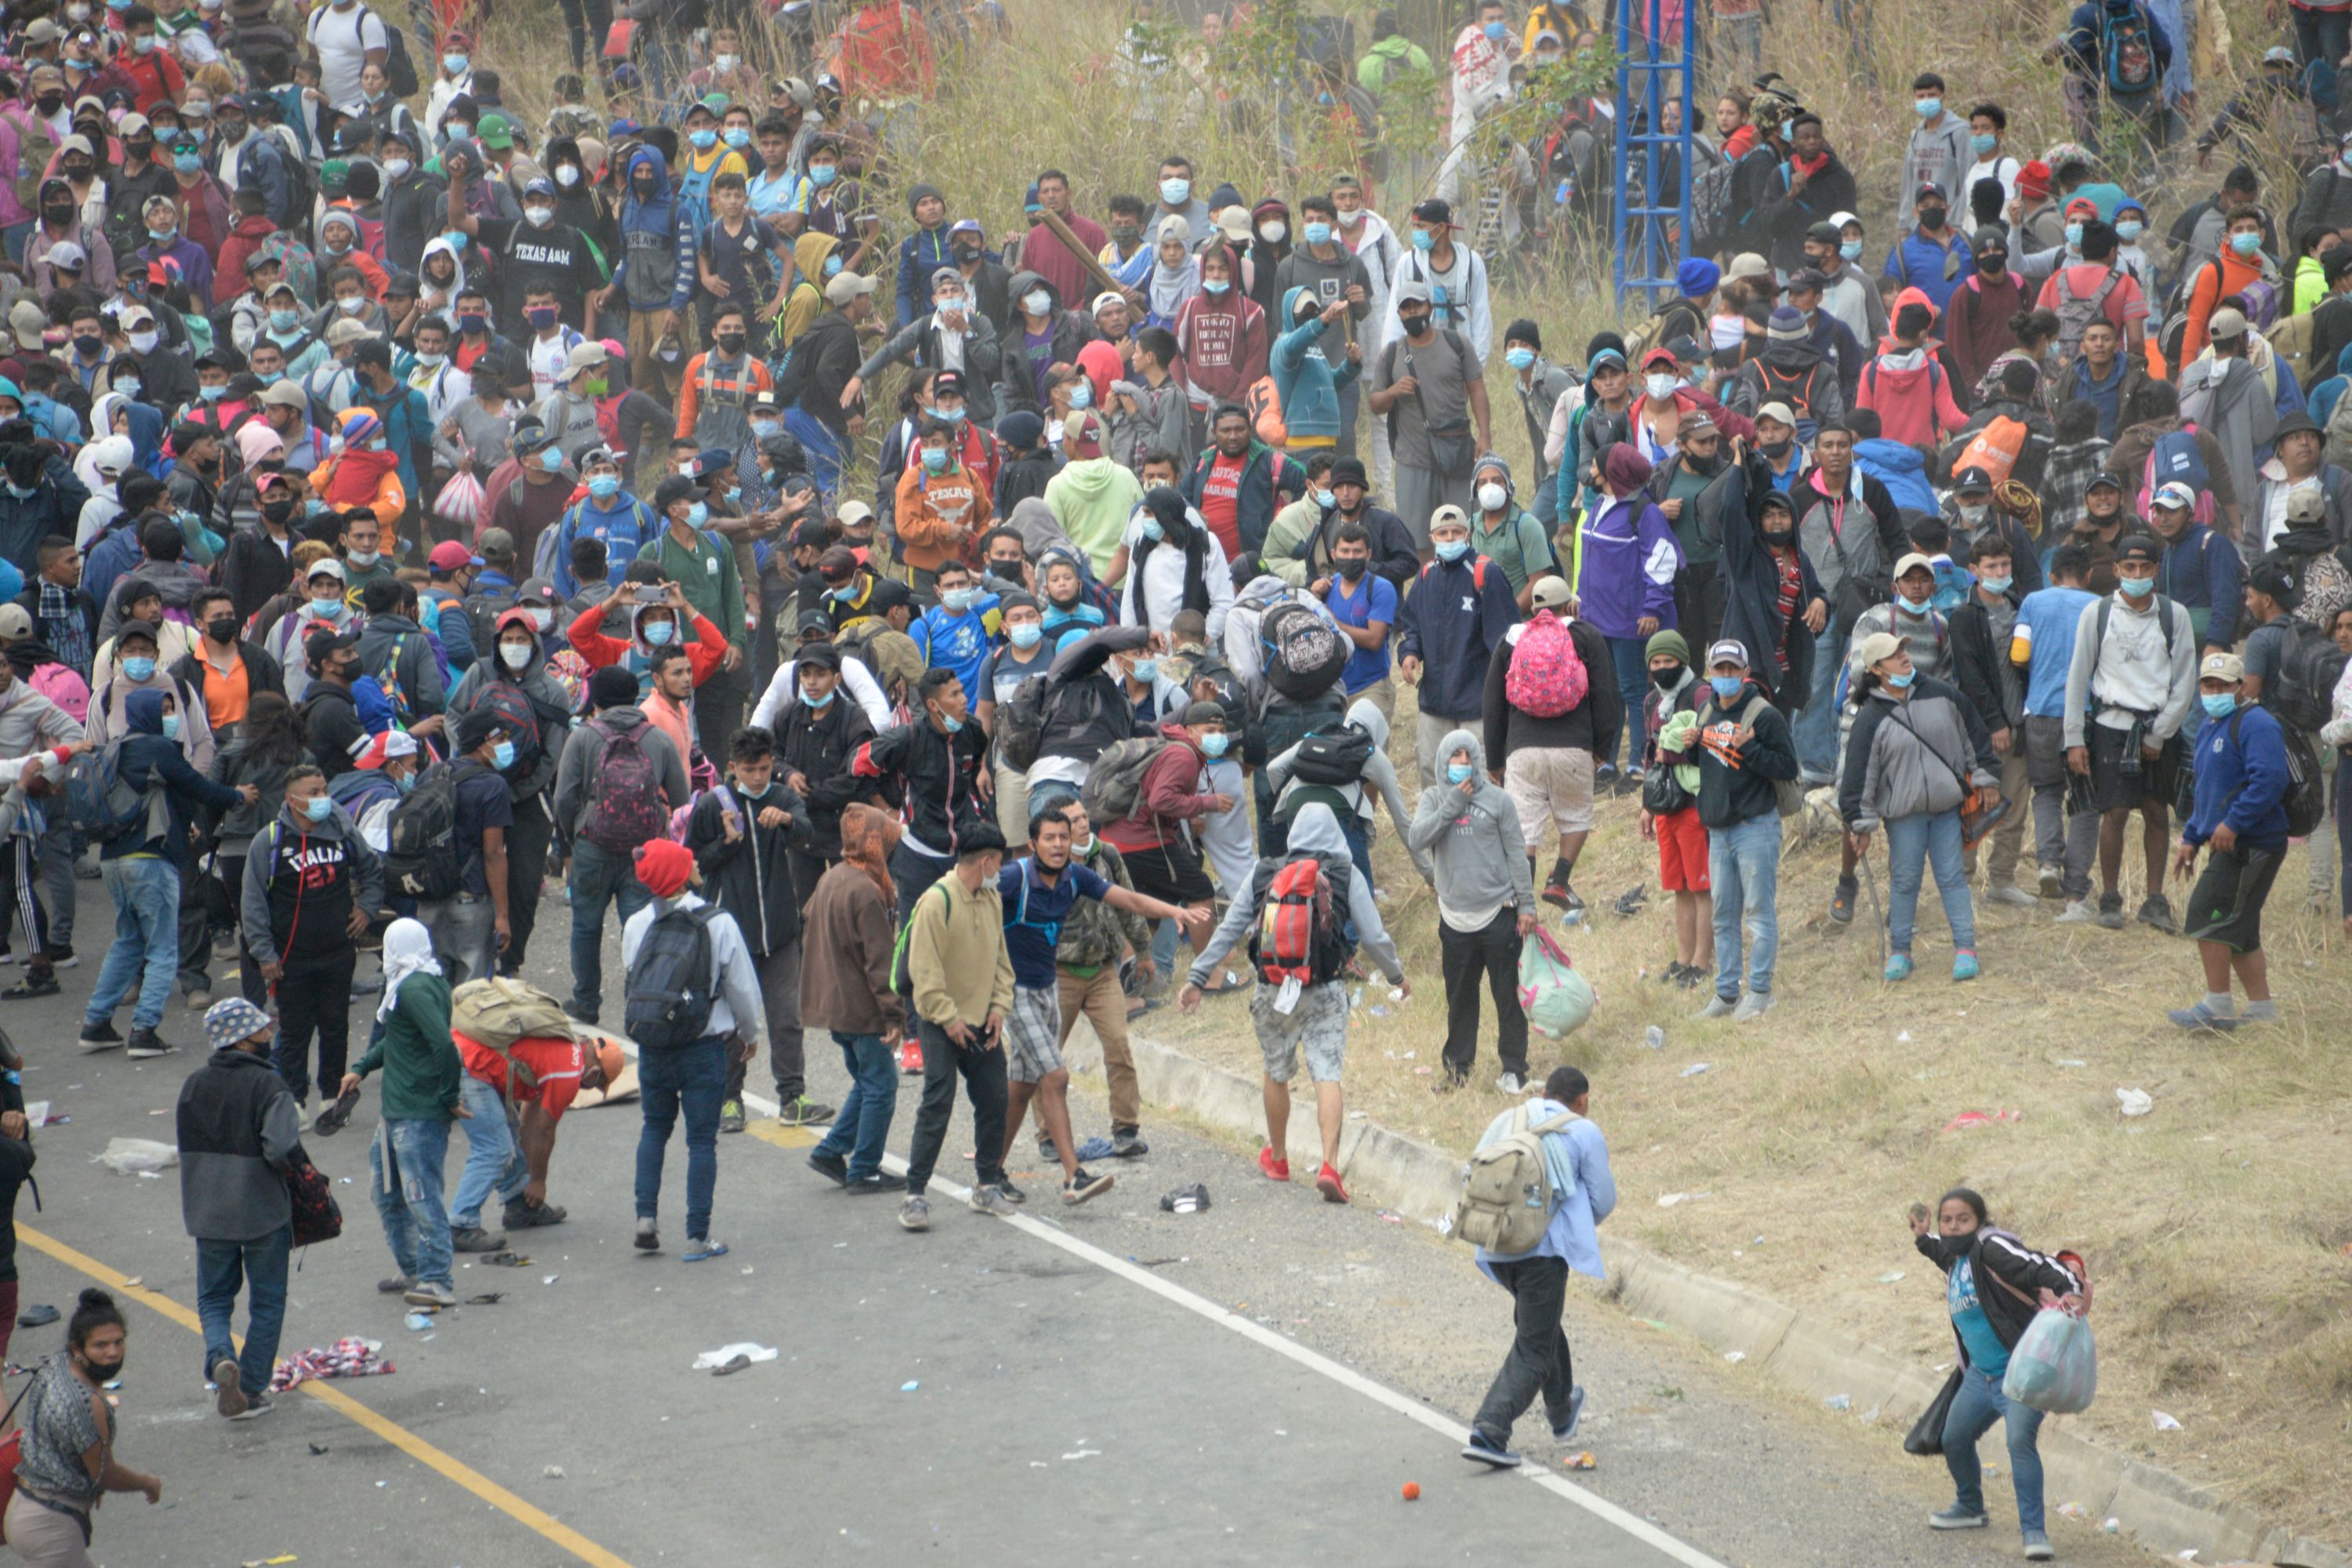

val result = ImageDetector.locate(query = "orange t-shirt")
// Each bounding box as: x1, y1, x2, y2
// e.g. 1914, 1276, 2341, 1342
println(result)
201, 650, 251, 731
456, 1032, 589, 1120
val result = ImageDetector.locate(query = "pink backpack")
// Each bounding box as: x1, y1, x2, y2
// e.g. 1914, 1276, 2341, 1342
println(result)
30, 661, 89, 723
1502, 610, 1589, 718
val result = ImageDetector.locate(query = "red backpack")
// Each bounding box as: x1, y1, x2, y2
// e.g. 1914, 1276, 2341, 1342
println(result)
576, 717, 670, 854
1503, 610, 1589, 717
1248, 855, 1352, 988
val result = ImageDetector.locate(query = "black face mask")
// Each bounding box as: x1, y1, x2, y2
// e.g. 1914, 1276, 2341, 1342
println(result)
34, 93, 64, 114
1649, 664, 1684, 690
1760, 437, 1793, 460
1919, 205, 1948, 230
1335, 557, 1367, 580
206, 616, 238, 643
262, 498, 296, 525
80, 1353, 125, 1382
715, 332, 746, 354
60, 162, 91, 180
1398, 310, 1432, 336
952, 242, 982, 262
42, 204, 72, 226
1762, 526, 1795, 546
989, 557, 1023, 576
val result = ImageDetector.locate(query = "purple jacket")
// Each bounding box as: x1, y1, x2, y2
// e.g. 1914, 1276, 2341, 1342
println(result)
1576, 494, 1682, 640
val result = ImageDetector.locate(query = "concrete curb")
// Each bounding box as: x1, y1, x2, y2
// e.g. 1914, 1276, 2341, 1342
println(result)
1058, 1022, 2347, 1568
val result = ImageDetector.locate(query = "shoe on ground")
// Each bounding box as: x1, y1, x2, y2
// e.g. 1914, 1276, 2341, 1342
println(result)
1, 974, 60, 1000
1062, 1167, 1113, 1203
561, 1001, 597, 1025
213, 1358, 247, 1418
125, 1028, 176, 1059
1314, 1163, 1348, 1203
1673, 964, 1704, 989
2023, 1529, 2053, 1560
184, 989, 213, 1011
1987, 884, 2037, 908
1657, 961, 1685, 985
1929, 1505, 1988, 1530
1953, 950, 1980, 982
779, 1097, 837, 1126
2096, 891, 2126, 930
1036, 1134, 1058, 1163
1540, 875, 1571, 910
1432, 1069, 1466, 1095
1552, 1384, 1587, 1442
404, 1280, 457, 1308
1461, 1431, 1523, 1468
898, 1195, 931, 1230
2136, 895, 2176, 934
78, 1021, 124, 1051
846, 1172, 900, 1194
1559, 884, 1587, 916
898, 1040, 924, 1075
807, 1150, 849, 1186
1731, 989, 1775, 1022
2054, 898, 2094, 924
42, 947, 77, 969
681, 1237, 729, 1261
227, 1395, 274, 1421
1110, 1130, 1149, 1159
2037, 865, 2063, 900
449, 1225, 507, 1254
1831, 876, 1857, 924
1885, 953, 1915, 982
1497, 1071, 1526, 1094
995, 1177, 1028, 1206
2167, 1001, 2239, 1032
376, 1276, 412, 1294
502, 1197, 566, 1229
633, 1217, 660, 1252
717, 1098, 746, 1134
1595, 761, 1617, 785
1696, 993, 1737, 1019
967, 1185, 1016, 1217
1258, 1147, 1290, 1182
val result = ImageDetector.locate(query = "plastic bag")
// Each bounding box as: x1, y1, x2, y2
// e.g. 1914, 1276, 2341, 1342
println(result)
2002, 1308, 2097, 1414
1517, 927, 1595, 1039
95, 1137, 179, 1174
433, 469, 487, 531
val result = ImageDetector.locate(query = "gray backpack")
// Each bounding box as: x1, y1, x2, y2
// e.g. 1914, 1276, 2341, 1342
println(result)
1450, 1106, 1577, 1254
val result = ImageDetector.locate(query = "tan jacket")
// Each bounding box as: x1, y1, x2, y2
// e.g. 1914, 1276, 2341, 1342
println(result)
904, 868, 1014, 1028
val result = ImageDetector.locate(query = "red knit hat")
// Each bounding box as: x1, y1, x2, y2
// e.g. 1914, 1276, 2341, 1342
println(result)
2017, 161, 2051, 201
633, 839, 695, 898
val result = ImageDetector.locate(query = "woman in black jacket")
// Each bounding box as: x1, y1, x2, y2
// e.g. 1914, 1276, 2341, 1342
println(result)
1711, 448, 1824, 713
1910, 1188, 2085, 1562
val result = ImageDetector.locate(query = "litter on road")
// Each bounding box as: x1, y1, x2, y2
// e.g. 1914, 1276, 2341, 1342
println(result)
2117, 1088, 2154, 1117
691, 1344, 779, 1372
270, 1339, 394, 1392
95, 1138, 176, 1174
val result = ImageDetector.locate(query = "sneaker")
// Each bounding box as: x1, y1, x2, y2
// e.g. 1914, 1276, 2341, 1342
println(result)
778, 1097, 837, 1126
1731, 989, 1775, 1021
1696, 993, 1737, 1019
1110, 1131, 1150, 1159
1314, 1163, 1348, 1203
1432, 1069, 1466, 1095
561, 1001, 598, 1025
1987, 884, 2036, 908
1595, 760, 1618, 786
213, 1358, 246, 1418
1559, 884, 1587, 916
1831, 875, 1857, 924
449, 1225, 507, 1253
1885, 953, 1915, 982
1062, 1167, 1114, 1203
681, 1237, 730, 1261
2096, 891, 2126, 930
2037, 865, 2063, 900
1657, 961, 1686, 985
1258, 1147, 1290, 1182
1953, 951, 1980, 982
404, 1279, 457, 1308
807, 1150, 850, 1186
377, 1276, 412, 1294
898, 1195, 931, 1230
2136, 895, 2176, 934
1496, 1071, 1526, 1095
226, 1395, 275, 1421
1036, 1133, 1058, 1164
846, 1173, 900, 1195
1672, 964, 1703, 990
501, 1197, 566, 1229
898, 1040, 924, 1075
633, 1217, 660, 1252
718, 1098, 747, 1134
995, 1177, 1028, 1206
40, 947, 77, 970
184, 989, 213, 1011
78, 1021, 124, 1051
1541, 873, 1572, 910
2053, 898, 2095, 924
1929, 1505, 1988, 1530
967, 1185, 1016, 1217
2166, 1000, 2239, 1033
125, 1028, 176, 1059
2023, 1530, 2054, 1561
1552, 1384, 1587, 1442
1461, 1431, 1523, 1468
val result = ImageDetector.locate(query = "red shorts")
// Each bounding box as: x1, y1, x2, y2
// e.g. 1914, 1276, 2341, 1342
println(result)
1656, 805, 1710, 892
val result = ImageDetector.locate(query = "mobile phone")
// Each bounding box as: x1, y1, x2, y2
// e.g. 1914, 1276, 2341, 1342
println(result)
634, 584, 666, 604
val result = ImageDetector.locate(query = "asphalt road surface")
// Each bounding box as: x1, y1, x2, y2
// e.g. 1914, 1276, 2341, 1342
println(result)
2, 877, 2158, 1566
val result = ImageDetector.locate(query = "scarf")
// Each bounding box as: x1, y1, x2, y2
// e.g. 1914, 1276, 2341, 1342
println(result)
1788, 151, 1830, 181
38, 581, 90, 678
1127, 485, 1209, 633
1149, 253, 1200, 321
837, 803, 899, 903
376, 916, 443, 1025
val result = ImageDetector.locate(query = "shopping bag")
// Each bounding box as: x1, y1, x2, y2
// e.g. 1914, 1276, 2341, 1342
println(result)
2002, 1308, 2097, 1414
432, 469, 486, 532
1517, 927, 1595, 1039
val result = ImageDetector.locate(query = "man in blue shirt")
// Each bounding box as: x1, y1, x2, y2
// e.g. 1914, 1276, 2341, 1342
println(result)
1323, 521, 1398, 722
1396, 505, 1521, 788
1883, 181, 1975, 314
2011, 542, 2101, 913
1460, 1064, 1616, 1470
908, 558, 999, 695
2168, 652, 2289, 1031
545, 447, 658, 599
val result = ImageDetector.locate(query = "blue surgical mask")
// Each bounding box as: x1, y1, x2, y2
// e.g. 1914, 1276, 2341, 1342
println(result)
1069, 383, 1092, 409
1312, 488, 1335, 510
1970, 132, 1996, 156
539, 446, 564, 472
921, 446, 950, 474
1201, 278, 1230, 296
941, 587, 975, 612
642, 619, 675, 645
1410, 227, 1436, 252
1709, 674, 1744, 701
1886, 670, 1916, 689
1504, 347, 1535, 370
809, 163, 838, 188
161, 711, 180, 739
804, 685, 836, 708
1131, 658, 1158, 682
270, 308, 300, 332
1139, 517, 1164, 543
751, 418, 782, 438
492, 739, 517, 770
1446, 761, 1475, 784
1840, 238, 1863, 261
689, 128, 717, 150
2230, 231, 2262, 257
726, 485, 743, 503
173, 152, 201, 174
824, 255, 845, 277
199, 383, 227, 401
588, 474, 621, 499
1302, 221, 1331, 245
1914, 96, 1941, 118
1160, 176, 1190, 205
1200, 731, 1229, 757
1980, 573, 2013, 594
304, 794, 333, 822
123, 655, 157, 682
2064, 222, 2083, 248
685, 502, 709, 528
2116, 220, 2144, 241
1483, 19, 1507, 39
938, 713, 964, 733
443, 51, 468, 74
1008, 622, 1043, 648
1435, 538, 1469, 561
830, 584, 857, 602
724, 128, 750, 149
2201, 691, 2238, 718
2119, 575, 2156, 597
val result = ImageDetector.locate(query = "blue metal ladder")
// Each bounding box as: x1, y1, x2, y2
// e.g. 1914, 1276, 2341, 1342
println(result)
1613, 0, 1695, 307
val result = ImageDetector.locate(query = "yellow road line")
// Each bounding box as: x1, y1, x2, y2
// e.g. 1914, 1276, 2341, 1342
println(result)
746, 1122, 820, 1149
20, 1225, 634, 1568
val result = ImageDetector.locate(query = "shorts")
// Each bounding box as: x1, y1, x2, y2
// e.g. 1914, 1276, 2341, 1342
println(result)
2183, 843, 2283, 954
1250, 978, 1349, 1084
1656, 804, 1710, 891
2087, 722, 2180, 815
1004, 983, 1065, 1084
1121, 837, 1216, 907
1503, 746, 1596, 848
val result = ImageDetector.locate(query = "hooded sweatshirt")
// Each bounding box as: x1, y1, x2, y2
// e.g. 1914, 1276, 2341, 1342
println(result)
1187, 801, 1404, 987
614, 145, 696, 315
238, 793, 384, 966
445, 607, 575, 800
105, 685, 243, 862
1173, 266, 1270, 410
1857, 340, 1966, 447
1269, 285, 1360, 443
1043, 452, 1143, 577
1263, 697, 1432, 881
995, 269, 1095, 416
1406, 728, 1537, 932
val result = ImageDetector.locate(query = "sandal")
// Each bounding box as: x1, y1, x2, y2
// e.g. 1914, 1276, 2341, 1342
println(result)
2, 973, 60, 1000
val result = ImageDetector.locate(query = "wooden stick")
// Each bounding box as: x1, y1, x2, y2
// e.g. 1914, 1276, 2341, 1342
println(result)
1035, 205, 1132, 304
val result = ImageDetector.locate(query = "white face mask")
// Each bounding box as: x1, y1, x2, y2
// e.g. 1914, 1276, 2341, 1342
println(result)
1258, 220, 1286, 243
499, 641, 531, 670
713, 52, 739, 70
129, 330, 159, 354
1476, 481, 1508, 513
555, 165, 581, 187
1645, 372, 1676, 399
1023, 289, 1051, 315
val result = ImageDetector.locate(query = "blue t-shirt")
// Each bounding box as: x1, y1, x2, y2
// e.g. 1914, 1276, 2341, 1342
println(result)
996, 857, 1112, 988
1947, 1255, 2011, 1377
1326, 572, 1397, 694
910, 597, 1000, 696
2013, 585, 2097, 717
978, 642, 1052, 709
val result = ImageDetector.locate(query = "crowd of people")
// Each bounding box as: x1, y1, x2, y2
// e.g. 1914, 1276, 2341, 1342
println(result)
0, 0, 2339, 1558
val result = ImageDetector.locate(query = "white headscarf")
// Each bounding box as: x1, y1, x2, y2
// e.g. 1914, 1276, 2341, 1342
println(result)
376, 917, 444, 1023
74, 430, 133, 500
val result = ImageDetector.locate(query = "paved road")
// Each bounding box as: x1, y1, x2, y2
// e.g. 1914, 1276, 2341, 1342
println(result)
2, 878, 2154, 1566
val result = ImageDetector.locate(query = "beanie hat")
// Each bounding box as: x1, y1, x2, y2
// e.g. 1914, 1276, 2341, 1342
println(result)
1766, 306, 1809, 343
1645, 629, 1692, 666
633, 838, 694, 899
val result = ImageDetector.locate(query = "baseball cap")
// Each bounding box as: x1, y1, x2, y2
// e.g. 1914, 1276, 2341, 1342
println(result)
1725, 252, 1772, 282
1531, 577, 1573, 610
652, 474, 704, 510
2114, 535, 2163, 564
826, 271, 879, 306
835, 499, 877, 531
8, 300, 45, 353
1852, 631, 1901, 667
2085, 470, 2124, 493
564, 339, 609, 372
1893, 551, 1936, 579
1428, 503, 1470, 532
260, 382, 309, 410
429, 539, 485, 572
2247, 554, 2303, 605
2199, 651, 2245, 681
1755, 400, 1798, 428
1393, 278, 1433, 307
325, 318, 377, 347
2207, 307, 2249, 341
45, 241, 86, 270
1914, 181, 1947, 204
1953, 466, 1994, 495
2150, 481, 2197, 511
1706, 637, 1751, 669
0, 604, 32, 641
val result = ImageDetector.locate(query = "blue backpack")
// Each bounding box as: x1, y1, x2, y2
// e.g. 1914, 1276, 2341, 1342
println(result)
63, 741, 160, 843
2099, 0, 2158, 96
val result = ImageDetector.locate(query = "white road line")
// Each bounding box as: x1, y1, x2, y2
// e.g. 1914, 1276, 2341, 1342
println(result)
716, 1070, 1727, 1568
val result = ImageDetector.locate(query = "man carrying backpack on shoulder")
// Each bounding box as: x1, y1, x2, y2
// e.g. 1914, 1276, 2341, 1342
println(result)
1481, 576, 1621, 916
396, 707, 514, 985
553, 666, 690, 1025
621, 837, 766, 1261
1179, 802, 1407, 1205
1456, 1064, 1616, 1471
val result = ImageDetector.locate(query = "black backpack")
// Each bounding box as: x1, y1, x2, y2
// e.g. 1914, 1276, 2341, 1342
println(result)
1290, 721, 1374, 787
999, 673, 1051, 771
2263, 620, 2347, 735
625, 904, 718, 1049
383, 760, 474, 902
378, 14, 420, 96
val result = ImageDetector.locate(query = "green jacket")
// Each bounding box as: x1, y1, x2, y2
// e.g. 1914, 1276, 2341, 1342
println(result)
353, 971, 460, 1123
640, 526, 746, 652
1357, 36, 1434, 97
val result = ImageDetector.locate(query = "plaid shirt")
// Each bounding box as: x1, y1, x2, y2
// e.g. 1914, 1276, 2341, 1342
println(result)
2038, 437, 2113, 540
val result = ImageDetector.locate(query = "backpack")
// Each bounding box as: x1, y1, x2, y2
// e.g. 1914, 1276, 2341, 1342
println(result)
27, 662, 89, 724
887, 879, 956, 998
1503, 609, 1589, 717
473, 680, 546, 774
1246, 853, 1352, 987
1258, 600, 1349, 702
1449, 1103, 1579, 1254
366, 631, 418, 721
1955, 415, 2031, 488
1082, 735, 1174, 826
2050, 267, 2123, 371
2263, 619, 2348, 732
383, 759, 474, 901
2098, 0, 2158, 96
62, 741, 161, 844
2278, 720, 2329, 836
1752, 358, 1821, 437
448, 976, 574, 1101
576, 717, 670, 854
2140, 430, 2217, 530
1290, 721, 1376, 786
1690, 146, 1761, 257
999, 673, 1051, 771
461, 583, 522, 658
377, 13, 420, 96
622, 903, 718, 1050
1245, 376, 1288, 446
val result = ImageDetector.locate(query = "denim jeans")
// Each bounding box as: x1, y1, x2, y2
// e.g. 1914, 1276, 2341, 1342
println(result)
1603, 637, 1649, 770
448, 1073, 528, 1230
195, 1225, 291, 1397
1794, 626, 1846, 780
568, 838, 650, 1022
1708, 812, 1782, 1000
1943, 1364, 2047, 1535
369, 1116, 455, 1289
636, 1035, 727, 1240
1883, 808, 1976, 955
809, 1032, 898, 1180
1471, 1254, 1575, 1445
86, 856, 182, 1031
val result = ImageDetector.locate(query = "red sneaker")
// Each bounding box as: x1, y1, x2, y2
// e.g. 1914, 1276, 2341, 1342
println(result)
1257, 1147, 1290, 1182
899, 1040, 924, 1075
1315, 1163, 1348, 1203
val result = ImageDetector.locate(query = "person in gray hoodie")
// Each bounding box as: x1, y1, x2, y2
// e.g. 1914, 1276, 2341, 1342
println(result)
1262, 697, 1433, 884
445, 604, 576, 973
1838, 631, 2001, 985
241, 765, 387, 1105
1408, 728, 1540, 1094
553, 664, 691, 1023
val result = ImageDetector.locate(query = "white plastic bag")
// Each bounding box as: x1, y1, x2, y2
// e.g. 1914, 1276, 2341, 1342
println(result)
96, 1137, 179, 1174
433, 470, 487, 532
1517, 927, 1595, 1039
2002, 1308, 2097, 1414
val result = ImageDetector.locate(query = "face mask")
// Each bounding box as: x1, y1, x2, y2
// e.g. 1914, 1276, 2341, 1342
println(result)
1958, 503, 1989, 526
447, 122, 471, 140
1159, 176, 1190, 206
72, 334, 102, 358
498, 640, 533, 671
919, 445, 952, 474
1483, 19, 1508, 39
347, 550, 380, 568
714, 53, 739, 71
1201, 278, 1231, 296
1435, 538, 1470, 562
1446, 760, 1475, 784
416, 351, 448, 370
1477, 482, 1508, 512
1131, 658, 1159, 682
123, 655, 157, 681
334, 296, 368, 317
537, 446, 564, 473
458, 312, 487, 334
380, 154, 413, 180
161, 711, 181, 739
2116, 220, 2145, 242
1007, 622, 1043, 649
938, 712, 964, 733
492, 739, 517, 769
1898, 590, 1933, 615
941, 587, 975, 613
2057, 222, 2089, 255
586, 473, 622, 500
1335, 557, 1367, 581
809, 162, 839, 187
149, 225, 179, 246
1980, 573, 2013, 594
1914, 96, 1941, 118
1650, 664, 1685, 690
823, 255, 844, 277
1258, 220, 1287, 244
1410, 227, 1436, 252
2230, 231, 2262, 257
1200, 730, 1230, 757
554, 163, 584, 190
1840, 238, 1864, 262
313, 597, 347, 620
829, 584, 856, 602
1918, 205, 1947, 230
724, 128, 750, 150
1504, 347, 1535, 371
1969, 132, 1996, 156
803, 684, 836, 708
635, 615, 677, 648
395, 769, 416, 792
1137, 516, 1164, 543
526, 306, 559, 332
1398, 310, 1431, 335
685, 501, 709, 528
2119, 574, 2156, 597
2201, 691, 2238, 719
117, 377, 143, 397
129, 331, 159, 355
1710, 673, 1744, 700
715, 330, 748, 356
524, 205, 555, 229
750, 418, 783, 441
1068, 383, 1093, 410
1645, 372, 1677, 400
203, 615, 239, 644
195, 381, 230, 403
689, 129, 717, 150
303, 793, 333, 822
1301, 220, 1332, 246
443, 52, 467, 73
1022, 289, 1052, 316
